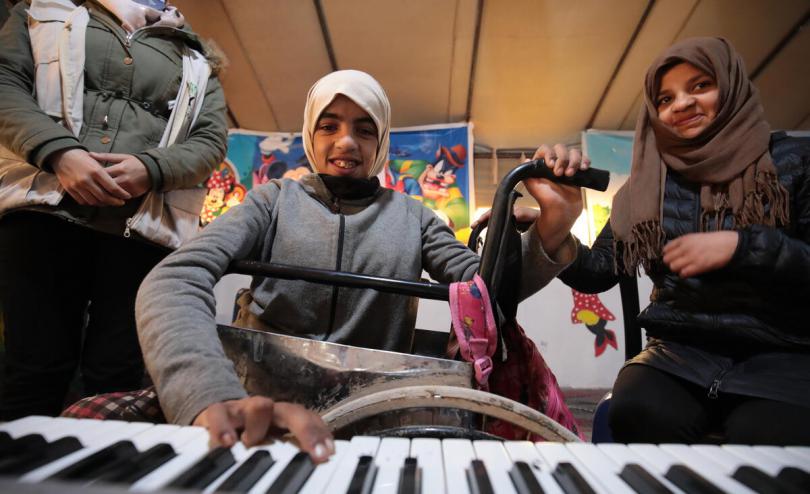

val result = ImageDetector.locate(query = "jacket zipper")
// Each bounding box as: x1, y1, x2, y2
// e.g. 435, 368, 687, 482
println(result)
123, 217, 133, 238
707, 370, 727, 399
326, 198, 344, 336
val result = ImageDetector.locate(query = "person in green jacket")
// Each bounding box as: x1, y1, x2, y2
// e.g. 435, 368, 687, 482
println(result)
0, 0, 227, 420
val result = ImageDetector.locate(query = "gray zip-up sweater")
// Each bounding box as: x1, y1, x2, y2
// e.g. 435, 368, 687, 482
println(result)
136, 174, 576, 425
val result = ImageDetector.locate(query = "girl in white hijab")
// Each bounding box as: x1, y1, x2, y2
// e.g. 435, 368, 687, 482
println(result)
136, 69, 585, 462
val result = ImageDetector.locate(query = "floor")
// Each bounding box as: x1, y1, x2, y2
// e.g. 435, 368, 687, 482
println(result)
561, 388, 610, 441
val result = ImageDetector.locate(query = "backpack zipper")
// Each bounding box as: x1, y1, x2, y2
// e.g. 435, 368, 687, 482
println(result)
707, 370, 727, 399
123, 217, 133, 238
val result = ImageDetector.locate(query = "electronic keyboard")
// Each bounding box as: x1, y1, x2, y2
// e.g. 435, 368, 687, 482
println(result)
1, 416, 808, 493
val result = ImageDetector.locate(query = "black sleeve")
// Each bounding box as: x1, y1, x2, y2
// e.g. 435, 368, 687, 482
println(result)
557, 221, 621, 293
726, 148, 810, 287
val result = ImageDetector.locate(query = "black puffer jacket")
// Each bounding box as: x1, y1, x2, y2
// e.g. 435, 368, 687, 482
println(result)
560, 132, 810, 352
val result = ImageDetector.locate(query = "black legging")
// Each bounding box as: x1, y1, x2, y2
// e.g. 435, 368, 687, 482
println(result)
609, 364, 810, 445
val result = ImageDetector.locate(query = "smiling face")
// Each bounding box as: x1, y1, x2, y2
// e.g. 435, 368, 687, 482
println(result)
312, 95, 379, 179
656, 62, 719, 139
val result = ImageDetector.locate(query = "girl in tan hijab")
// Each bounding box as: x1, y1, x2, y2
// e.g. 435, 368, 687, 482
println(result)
548, 37, 810, 445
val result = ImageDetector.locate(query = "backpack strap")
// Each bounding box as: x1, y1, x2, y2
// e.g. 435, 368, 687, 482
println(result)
449, 274, 497, 390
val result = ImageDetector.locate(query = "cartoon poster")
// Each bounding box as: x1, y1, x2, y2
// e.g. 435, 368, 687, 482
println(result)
580, 130, 634, 245
202, 123, 474, 235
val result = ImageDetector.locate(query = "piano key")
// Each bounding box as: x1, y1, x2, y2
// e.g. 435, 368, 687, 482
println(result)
619, 464, 674, 494
535, 443, 605, 494
722, 445, 794, 477
327, 436, 382, 494
753, 446, 810, 471
664, 465, 727, 494
246, 441, 319, 494
473, 440, 517, 494
0, 435, 83, 476
92, 442, 177, 485
0, 433, 47, 457
503, 441, 563, 494
371, 437, 411, 494
397, 457, 420, 494
565, 443, 636, 494
732, 465, 797, 494
552, 462, 597, 494
783, 447, 810, 464
19, 420, 152, 483
347, 455, 378, 494
211, 449, 275, 493
129, 427, 211, 492
467, 459, 495, 494
299, 440, 351, 494
659, 444, 757, 494
49, 439, 140, 481
596, 444, 683, 494
266, 451, 317, 494
166, 445, 236, 489
409, 438, 444, 494
442, 438, 476, 494
509, 461, 544, 494
775, 468, 810, 493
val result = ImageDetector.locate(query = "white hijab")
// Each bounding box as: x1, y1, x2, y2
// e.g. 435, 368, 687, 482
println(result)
302, 70, 391, 178
96, 0, 184, 32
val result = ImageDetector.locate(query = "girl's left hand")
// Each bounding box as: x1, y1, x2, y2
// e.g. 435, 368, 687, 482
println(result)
663, 231, 739, 278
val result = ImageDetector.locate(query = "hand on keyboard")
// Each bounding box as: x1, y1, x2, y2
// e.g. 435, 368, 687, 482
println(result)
192, 396, 335, 463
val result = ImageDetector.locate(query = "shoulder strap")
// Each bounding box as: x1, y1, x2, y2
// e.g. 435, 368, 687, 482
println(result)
449, 274, 498, 390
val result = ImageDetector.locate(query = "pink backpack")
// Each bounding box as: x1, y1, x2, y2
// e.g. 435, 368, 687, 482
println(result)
448, 274, 582, 441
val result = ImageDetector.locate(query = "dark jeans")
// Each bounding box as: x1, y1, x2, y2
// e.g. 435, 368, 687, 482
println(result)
609, 364, 810, 445
0, 212, 166, 420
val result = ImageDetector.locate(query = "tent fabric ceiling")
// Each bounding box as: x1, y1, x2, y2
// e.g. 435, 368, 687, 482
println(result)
174, 0, 810, 150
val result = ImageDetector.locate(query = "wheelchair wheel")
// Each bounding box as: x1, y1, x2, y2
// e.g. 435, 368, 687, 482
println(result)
322, 385, 581, 442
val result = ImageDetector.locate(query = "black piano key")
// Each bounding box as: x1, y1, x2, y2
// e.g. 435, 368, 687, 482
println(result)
552, 462, 597, 494
664, 464, 724, 494
733, 465, 793, 494
265, 451, 316, 494
776, 467, 810, 493
0, 436, 82, 476
0, 431, 18, 456
0, 433, 47, 458
168, 446, 236, 490
619, 464, 673, 494
93, 443, 177, 485
398, 457, 421, 494
49, 440, 139, 481
509, 461, 545, 494
214, 449, 274, 493
466, 459, 495, 494
345, 455, 378, 494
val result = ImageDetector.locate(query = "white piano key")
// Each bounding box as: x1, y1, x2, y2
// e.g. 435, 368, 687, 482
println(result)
19, 420, 153, 483
785, 446, 810, 465
245, 441, 301, 494
502, 441, 563, 494
596, 443, 684, 494
565, 443, 637, 494
658, 443, 757, 494
371, 437, 412, 494
319, 435, 381, 494
130, 430, 210, 492
754, 445, 810, 470
299, 439, 351, 494
0, 415, 56, 435
442, 438, 475, 494
535, 442, 610, 494
721, 444, 793, 477
472, 440, 517, 494
410, 438, 445, 494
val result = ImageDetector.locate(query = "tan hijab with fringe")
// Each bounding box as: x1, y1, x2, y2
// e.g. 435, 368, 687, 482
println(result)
611, 37, 788, 275
302, 70, 391, 178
